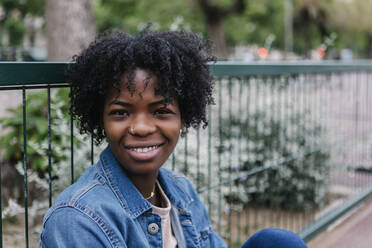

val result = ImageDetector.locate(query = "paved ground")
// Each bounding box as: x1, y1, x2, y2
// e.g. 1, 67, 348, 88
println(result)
308, 195, 372, 248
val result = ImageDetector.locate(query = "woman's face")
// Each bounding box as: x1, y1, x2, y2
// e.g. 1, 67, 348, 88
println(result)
103, 69, 183, 176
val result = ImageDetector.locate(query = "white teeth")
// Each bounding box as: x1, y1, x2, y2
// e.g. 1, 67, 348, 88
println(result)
131, 145, 158, 153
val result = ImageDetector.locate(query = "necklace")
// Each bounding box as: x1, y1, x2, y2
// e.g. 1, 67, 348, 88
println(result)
145, 185, 156, 200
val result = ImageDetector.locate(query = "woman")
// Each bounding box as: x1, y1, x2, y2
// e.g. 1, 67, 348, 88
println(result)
40, 30, 307, 248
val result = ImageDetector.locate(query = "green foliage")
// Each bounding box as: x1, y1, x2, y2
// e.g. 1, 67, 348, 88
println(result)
219, 105, 330, 210
225, 0, 285, 49
0, 89, 78, 174
94, 0, 204, 34
4, 18, 26, 46
0, 0, 44, 17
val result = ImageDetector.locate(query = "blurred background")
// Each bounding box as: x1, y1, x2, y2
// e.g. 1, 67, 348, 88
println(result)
2, 1, 372, 248
0, 0, 371, 62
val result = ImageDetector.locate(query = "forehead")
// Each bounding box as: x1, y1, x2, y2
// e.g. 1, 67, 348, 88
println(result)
105, 69, 173, 102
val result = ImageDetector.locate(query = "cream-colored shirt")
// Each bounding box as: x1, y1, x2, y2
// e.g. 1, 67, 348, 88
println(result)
152, 181, 178, 248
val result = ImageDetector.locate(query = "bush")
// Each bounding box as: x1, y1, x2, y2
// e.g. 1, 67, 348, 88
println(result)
169, 78, 330, 212
0, 89, 93, 207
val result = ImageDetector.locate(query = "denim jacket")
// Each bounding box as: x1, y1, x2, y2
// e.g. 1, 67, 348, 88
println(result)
40, 147, 227, 248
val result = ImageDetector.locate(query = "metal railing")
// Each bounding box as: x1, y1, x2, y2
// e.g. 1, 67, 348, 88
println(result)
1, 61, 372, 247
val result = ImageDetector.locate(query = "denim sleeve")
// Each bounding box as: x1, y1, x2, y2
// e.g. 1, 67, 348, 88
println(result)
40, 207, 123, 248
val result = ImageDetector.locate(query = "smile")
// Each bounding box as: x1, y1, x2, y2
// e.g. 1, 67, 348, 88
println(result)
129, 145, 160, 153
124, 143, 164, 161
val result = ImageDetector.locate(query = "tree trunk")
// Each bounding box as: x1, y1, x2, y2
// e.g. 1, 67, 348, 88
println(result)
367, 33, 372, 59
45, 0, 96, 61
206, 19, 228, 59
304, 25, 312, 59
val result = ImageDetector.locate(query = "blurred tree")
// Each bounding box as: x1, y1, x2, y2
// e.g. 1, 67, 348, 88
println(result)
45, 0, 96, 60
94, 0, 204, 34
195, 0, 246, 59
225, 0, 285, 49
293, 0, 332, 57
0, 0, 44, 60
329, 0, 372, 58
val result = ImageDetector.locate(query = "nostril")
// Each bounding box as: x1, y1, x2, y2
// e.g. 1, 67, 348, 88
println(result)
129, 123, 156, 136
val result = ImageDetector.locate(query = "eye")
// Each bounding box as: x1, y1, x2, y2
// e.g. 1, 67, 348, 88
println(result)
154, 108, 174, 116
109, 109, 129, 117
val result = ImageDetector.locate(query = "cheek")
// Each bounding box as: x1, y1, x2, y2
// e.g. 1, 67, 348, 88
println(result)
165, 122, 182, 142
104, 120, 125, 142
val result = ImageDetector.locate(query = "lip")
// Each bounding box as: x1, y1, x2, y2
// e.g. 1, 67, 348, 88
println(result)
124, 142, 163, 148
124, 143, 164, 161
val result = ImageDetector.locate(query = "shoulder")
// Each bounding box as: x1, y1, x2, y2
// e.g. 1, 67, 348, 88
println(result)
160, 168, 195, 190
44, 163, 128, 220
159, 168, 199, 200
159, 168, 204, 212
41, 206, 122, 248
41, 164, 126, 247
47, 164, 107, 208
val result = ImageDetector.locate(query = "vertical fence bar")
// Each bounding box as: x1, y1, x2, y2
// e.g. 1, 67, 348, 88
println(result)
22, 88, 29, 248
207, 104, 212, 216
47, 87, 53, 207
184, 134, 188, 176
286, 75, 292, 230
293, 74, 300, 231
245, 77, 251, 237
237, 78, 243, 245
70, 93, 74, 184
227, 77, 233, 245
253, 77, 259, 234
273, 76, 280, 229
0, 142, 2, 248
268, 77, 278, 227
217, 79, 222, 233
196, 129, 200, 191
171, 153, 176, 171
91, 135, 94, 165
261, 77, 268, 230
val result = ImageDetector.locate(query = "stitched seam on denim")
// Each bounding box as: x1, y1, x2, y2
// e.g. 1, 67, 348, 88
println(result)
94, 162, 107, 183
70, 181, 103, 205
43, 204, 120, 248
43, 202, 70, 222
73, 203, 121, 248
101, 155, 131, 215
167, 174, 193, 205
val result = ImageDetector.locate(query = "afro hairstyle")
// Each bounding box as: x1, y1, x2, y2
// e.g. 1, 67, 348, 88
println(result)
68, 29, 215, 144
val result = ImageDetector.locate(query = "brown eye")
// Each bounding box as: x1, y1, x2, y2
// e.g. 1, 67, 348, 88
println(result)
109, 110, 129, 116
154, 108, 174, 116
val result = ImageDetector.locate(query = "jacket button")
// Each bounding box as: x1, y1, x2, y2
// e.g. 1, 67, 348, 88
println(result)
147, 223, 159, 235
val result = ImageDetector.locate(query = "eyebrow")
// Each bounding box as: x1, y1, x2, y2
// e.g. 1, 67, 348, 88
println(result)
109, 99, 172, 107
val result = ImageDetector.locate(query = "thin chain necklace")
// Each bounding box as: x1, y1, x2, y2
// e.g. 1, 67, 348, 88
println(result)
145, 184, 156, 200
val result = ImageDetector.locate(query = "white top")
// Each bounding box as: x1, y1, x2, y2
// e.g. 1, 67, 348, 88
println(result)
152, 181, 178, 248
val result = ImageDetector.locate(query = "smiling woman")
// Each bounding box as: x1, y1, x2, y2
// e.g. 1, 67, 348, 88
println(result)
39, 30, 308, 248
39, 30, 227, 248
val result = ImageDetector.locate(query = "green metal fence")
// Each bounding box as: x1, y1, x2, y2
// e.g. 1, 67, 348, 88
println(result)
1, 62, 372, 247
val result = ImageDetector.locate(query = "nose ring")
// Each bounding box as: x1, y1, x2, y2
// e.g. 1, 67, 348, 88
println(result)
130, 126, 135, 134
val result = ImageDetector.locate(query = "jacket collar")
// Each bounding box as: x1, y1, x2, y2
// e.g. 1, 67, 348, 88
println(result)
99, 146, 192, 218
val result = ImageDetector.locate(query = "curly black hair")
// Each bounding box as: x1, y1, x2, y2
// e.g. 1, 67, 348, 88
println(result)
68, 30, 215, 144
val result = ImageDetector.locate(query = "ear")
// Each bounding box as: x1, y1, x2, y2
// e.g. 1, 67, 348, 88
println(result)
180, 121, 186, 137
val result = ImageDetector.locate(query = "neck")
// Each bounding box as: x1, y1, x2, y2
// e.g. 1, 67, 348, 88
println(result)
127, 170, 159, 201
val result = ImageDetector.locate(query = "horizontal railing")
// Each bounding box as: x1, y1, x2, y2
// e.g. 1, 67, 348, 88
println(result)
1, 61, 372, 247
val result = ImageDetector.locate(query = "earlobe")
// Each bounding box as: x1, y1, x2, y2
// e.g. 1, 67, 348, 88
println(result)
180, 122, 185, 134
180, 123, 186, 137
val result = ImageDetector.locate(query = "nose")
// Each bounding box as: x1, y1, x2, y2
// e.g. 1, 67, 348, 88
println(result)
129, 114, 156, 137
